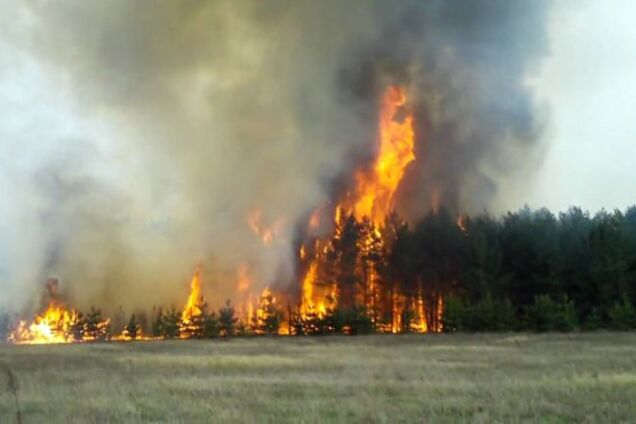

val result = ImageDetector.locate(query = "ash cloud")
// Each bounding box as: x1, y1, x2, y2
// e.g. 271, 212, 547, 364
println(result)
0, 1, 550, 313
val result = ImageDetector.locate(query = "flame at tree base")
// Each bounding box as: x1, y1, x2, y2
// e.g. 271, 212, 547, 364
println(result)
9, 303, 76, 345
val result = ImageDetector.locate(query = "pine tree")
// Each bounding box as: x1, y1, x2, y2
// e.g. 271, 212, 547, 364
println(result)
257, 292, 282, 335
608, 296, 636, 330
125, 314, 140, 340
219, 300, 237, 337
162, 307, 182, 339
69, 312, 86, 341
85, 307, 110, 341
203, 312, 220, 338
152, 307, 164, 338
0, 313, 8, 340
181, 301, 207, 339
137, 310, 149, 335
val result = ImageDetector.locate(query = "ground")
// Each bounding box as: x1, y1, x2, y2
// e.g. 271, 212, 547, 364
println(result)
0, 333, 635, 423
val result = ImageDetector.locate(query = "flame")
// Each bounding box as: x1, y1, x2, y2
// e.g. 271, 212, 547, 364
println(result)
413, 289, 428, 333
247, 209, 284, 245
300, 261, 318, 316
256, 287, 272, 326
391, 291, 401, 334
237, 265, 251, 292
181, 267, 203, 326
8, 84, 439, 342
9, 302, 76, 344
113, 328, 149, 342
436, 294, 444, 332
296, 85, 446, 334
308, 208, 321, 230
457, 215, 467, 232
343, 85, 415, 225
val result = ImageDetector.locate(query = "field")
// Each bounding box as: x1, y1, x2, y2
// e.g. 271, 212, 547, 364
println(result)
0, 333, 635, 423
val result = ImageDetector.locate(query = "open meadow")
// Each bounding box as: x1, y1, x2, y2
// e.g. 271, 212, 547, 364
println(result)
0, 333, 635, 423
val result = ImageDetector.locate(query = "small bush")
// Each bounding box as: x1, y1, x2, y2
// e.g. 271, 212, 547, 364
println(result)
203, 314, 220, 338
527, 295, 578, 332
608, 297, 636, 330
443, 296, 517, 332
582, 308, 603, 331
125, 314, 140, 340
218, 300, 237, 336
326, 307, 373, 335
443, 296, 465, 332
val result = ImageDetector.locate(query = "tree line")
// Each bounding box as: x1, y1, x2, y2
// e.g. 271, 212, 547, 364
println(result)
293, 205, 636, 333
435, 206, 636, 331
2, 205, 635, 341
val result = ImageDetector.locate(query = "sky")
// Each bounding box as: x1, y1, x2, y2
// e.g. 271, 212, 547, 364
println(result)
526, 0, 636, 212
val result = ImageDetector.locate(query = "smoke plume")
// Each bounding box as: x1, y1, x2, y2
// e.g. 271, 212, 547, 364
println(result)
0, 1, 550, 313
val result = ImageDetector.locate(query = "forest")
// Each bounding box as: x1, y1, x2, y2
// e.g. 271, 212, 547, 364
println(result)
292, 205, 636, 334
3, 206, 636, 342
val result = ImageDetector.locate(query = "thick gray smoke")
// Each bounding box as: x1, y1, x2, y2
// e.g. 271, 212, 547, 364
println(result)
0, 1, 550, 314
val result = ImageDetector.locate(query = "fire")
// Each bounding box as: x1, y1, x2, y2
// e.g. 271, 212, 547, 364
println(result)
247, 209, 285, 245
9, 279, 113, 344
457, 215, 467, 232
343, 85, 415, 225
297, 85, 443, 333
300, 261, 318, 316
181, 266, 203, 326
237, 285, 289, 335
113, 327, 147, 342
237, 265, 251, 292
7, 84, 444, 343
236, 267, 256, 328
308, 208, 321, 230
9, 302, 75, 344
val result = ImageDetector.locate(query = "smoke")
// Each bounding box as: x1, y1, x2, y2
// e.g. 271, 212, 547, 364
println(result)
0, 1, 550, 313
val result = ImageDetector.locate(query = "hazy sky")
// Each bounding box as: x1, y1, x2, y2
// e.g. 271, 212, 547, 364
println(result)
527, 0, 636, 212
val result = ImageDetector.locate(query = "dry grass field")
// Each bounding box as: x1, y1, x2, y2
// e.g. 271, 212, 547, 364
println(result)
0, 333, 635, 423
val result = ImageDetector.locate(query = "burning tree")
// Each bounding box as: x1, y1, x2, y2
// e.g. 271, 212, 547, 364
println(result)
294, 85, 442, 334
84, 307, 111, 341
8, 279, 112, 344
256, 289, 283, 335
124, 314, 141, 340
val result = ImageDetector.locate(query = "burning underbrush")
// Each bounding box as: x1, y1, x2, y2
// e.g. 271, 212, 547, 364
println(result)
6, 85, 451, 344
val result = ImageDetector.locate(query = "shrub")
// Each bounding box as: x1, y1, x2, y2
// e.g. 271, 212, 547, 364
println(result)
203, 314, 220, 338
0, 313, 9, 340
608, 297, 636, 330
527, 295, 578, 332
443, 296, 466, 332
444, 296, 517, 332
125, 314, 140, 340
582, 308, 603, 331
218, 300, 237, 336
326, 307, 373, 335
161, 308, 182, 339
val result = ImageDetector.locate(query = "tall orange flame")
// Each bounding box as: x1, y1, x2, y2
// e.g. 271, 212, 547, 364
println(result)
344, 85, 415, 225
300, 85, 422, 330
181, 267, 203, 325
300, 261, 318, 316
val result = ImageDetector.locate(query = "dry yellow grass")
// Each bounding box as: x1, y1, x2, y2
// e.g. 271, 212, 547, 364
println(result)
0, 333, 635, 423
